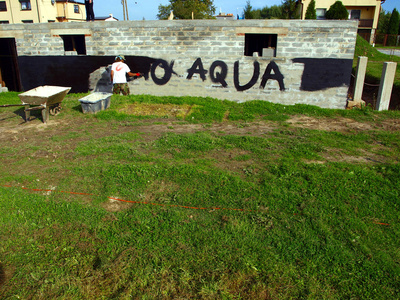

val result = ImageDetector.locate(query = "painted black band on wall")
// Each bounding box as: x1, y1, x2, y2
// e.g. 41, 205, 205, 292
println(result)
292, 58, 353, 91
17, 56, 351, 94
18, 56, 156, 93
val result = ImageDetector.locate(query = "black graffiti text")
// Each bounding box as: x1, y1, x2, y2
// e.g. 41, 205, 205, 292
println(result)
150, 58, 285, 91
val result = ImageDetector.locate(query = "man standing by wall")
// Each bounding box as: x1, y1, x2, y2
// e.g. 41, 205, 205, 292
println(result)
85, 0, 95, 21
111, 55, 141, 95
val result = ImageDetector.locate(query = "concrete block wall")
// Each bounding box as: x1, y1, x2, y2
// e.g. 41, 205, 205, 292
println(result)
0, 19, 358, 109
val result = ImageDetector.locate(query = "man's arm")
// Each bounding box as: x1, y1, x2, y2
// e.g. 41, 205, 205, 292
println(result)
127, 72, 141, 77
110, 70, 114, 83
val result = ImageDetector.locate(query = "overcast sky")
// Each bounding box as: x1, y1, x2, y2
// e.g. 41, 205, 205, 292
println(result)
92, 0, 400, 21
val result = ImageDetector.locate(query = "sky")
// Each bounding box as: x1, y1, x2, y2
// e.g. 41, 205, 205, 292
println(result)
92, 0, 400, 21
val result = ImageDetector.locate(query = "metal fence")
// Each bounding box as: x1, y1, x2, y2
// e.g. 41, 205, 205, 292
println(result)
374, 34, 400, 47
358, 33, 400, 47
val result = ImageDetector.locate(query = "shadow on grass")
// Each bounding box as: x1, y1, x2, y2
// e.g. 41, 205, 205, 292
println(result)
71, 104, 84, 113
0, 262, 5, 287
0, 107, 27, 123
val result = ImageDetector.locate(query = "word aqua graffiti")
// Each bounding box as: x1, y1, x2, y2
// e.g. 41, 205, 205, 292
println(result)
149, 58, 285, 92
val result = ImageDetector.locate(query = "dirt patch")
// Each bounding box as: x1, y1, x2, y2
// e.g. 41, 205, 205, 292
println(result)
102, 197, 134, 212
287, 116, 373, 131
1, 110, 399, 194
287, 115, 400, 132
119, 103, 197, 118
1, 110, 398, 144
305, 150, 387, 165
0, 263, 15, 289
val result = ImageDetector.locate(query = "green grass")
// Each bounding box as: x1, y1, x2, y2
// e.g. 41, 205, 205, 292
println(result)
375, 45, 400, 49
353, 35, 400, 90
1, 93, 400, 299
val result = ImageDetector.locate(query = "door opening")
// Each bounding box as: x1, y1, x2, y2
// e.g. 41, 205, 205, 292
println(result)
0, 38, 22, 91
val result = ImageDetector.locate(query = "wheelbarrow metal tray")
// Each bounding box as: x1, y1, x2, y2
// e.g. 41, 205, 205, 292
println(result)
18, 85, 71, 106
79, 92, 112, 114
18, 85, 71, 123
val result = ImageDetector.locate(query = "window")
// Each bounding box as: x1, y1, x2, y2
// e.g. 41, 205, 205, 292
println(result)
349, 10, 361, 20
61, 35, 86, 55
22, 20, 33, 23
316, 8, 326, 20
20, 0, 31, 10
0, 1, 7, 12
244, 34, 277, 57
74, 5, 79, 13
0, 20, 9, 24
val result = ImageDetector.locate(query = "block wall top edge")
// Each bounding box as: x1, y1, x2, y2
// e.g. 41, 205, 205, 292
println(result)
51, 28, 92, 36
0, 30, 24, 39
0, 19, 359, 32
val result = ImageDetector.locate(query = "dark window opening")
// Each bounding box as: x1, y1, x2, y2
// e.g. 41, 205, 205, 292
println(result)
0, 1, 7, 11
61, 35, 86, 55
349, 10, 361, 20
244, 33, 277, 57
20, 0, 31, 10
0, 21, 9, 24
22, 20, 33, 23
316, 8, 326, 20
74, 4, 79, 13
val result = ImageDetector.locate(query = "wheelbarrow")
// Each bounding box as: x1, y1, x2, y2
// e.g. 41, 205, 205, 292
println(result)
0, 85, 71, 123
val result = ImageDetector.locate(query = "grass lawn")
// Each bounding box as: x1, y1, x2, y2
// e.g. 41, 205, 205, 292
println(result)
353, 35, 400, 89
1, 92, 400, 299
375, 45, 400, 49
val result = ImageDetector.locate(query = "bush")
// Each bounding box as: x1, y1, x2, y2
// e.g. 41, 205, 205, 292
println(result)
325, 1, 348, 20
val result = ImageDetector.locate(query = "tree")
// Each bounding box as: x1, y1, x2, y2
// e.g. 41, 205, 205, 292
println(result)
387, 8, 400, 45
281, 0, 300, 19
377, 9, 391, 34
325, 1, 348, 20
305, 0, 316, 19
241, 2, 283, 20
387, 8, 400, 34
260, 5, 282, 19
251, 8, 262, 19
157, 0, 216, 20
244, 1, 254, 19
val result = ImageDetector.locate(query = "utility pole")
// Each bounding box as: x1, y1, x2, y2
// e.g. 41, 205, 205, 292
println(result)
122, 0, 129, 20
125, 0, 129, 20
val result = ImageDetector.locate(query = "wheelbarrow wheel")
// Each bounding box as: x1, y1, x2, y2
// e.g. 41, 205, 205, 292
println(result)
49, 104, 62, 116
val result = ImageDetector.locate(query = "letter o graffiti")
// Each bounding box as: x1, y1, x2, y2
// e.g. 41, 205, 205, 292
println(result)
151, 59, 172, 85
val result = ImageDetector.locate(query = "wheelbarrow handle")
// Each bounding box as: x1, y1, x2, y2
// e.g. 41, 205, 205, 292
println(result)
0, 104, 25, 107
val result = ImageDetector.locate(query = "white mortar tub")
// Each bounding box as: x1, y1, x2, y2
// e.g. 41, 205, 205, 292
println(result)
79, 92, 113, 114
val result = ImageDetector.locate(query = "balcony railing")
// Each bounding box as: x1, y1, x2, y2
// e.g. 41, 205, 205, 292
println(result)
358, 19, 373, 28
